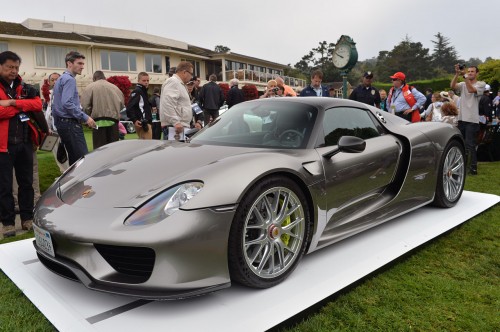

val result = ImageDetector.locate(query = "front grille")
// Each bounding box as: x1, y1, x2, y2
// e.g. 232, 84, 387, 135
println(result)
94, 244, 155, 282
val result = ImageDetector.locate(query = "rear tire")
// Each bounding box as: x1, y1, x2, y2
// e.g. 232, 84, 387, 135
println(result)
228, 176, 311, 288
433, 140, 465, 208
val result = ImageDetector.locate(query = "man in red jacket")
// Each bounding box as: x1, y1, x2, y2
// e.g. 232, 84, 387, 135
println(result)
0, 51, 43, 237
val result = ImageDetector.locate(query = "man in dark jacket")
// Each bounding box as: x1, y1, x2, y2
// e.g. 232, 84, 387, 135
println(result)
0, 51, 44, 237
126, 72, 152, 139
300, 69, 330, 97
199, 74, 225, 125
226, 78, 244, 108
349, 71, 381, 108
479, 85, 492, 122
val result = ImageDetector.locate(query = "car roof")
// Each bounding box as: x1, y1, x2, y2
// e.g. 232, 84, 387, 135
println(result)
246, 97, 373, 112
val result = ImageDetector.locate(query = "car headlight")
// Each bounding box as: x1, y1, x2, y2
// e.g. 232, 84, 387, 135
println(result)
124, 182, 204, 226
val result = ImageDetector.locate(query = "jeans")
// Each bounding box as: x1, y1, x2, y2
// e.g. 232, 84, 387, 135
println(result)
458, 121, 479, 171
0, 142, 34, 226
55, 118, 88, 166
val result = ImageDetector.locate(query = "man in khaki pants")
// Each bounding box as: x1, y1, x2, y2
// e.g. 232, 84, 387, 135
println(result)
126, 72, 152, 139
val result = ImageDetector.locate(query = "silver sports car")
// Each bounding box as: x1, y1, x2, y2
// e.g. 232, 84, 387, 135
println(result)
33, 97, 466, 299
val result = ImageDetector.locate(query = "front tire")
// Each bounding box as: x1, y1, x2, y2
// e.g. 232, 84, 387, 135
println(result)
228, 176, 311, 288
433, 140, 465, 208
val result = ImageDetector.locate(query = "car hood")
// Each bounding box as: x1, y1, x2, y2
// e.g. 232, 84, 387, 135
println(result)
55, 140, 313, 209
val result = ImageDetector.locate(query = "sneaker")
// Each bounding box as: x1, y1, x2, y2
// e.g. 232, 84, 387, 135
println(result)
2, 225, 16, 238
469, 168, 478, 175
22, 220, 33, 231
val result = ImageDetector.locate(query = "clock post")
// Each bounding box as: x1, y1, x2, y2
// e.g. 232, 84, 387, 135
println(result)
341, 69, 349, 99
332, 35, 358, 99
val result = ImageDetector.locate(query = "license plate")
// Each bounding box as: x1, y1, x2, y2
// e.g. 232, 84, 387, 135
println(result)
34, 224, 55, 257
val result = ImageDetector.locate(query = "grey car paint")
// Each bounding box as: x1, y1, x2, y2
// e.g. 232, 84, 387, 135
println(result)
33, 97, 464, 299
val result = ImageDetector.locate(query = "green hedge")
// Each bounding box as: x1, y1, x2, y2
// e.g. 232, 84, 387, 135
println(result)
374, 77, 453, 93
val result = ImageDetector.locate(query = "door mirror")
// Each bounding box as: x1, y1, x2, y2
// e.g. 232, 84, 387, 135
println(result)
322, 136, 366, 158
338, 136, 366, 153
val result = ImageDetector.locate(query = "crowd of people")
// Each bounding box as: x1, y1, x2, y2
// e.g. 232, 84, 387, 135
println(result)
0, 48, 497, 237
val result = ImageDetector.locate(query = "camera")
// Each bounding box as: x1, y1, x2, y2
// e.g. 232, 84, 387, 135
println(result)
271, 87, 279, 93
458, 64, 466, 70
140, 119, 149, 132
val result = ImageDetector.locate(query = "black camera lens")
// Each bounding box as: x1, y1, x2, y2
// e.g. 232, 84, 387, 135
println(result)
141, 119, 149, 132
458, 64, 466, 70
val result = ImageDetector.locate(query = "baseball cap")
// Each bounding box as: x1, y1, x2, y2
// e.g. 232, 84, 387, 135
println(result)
363, 71, 373, 79
390, 72, 406, 81
485, 84, 491, 92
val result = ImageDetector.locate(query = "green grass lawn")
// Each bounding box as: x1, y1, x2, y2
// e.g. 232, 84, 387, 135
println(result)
0, 133, 498, 331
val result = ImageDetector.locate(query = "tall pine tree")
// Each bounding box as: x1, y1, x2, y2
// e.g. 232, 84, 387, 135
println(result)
431, 33, 459, 74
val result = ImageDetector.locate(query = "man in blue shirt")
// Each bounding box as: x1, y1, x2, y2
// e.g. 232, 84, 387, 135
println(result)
386, 72, 426, 122
300, 69, 330, 97
52, 51, 95, 165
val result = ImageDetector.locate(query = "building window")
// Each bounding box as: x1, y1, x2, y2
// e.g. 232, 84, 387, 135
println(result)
267, 68, 282, 75
225, 61, 247, 71
165, 56, 170, 73
145, 54, 162, 73
0, 42, 8, 52
100, 50, 137, 72
35, 45, 76, 68
181, 58, 201, 77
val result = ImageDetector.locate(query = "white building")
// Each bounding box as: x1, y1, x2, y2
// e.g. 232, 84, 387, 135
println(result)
0, 18, 305, 92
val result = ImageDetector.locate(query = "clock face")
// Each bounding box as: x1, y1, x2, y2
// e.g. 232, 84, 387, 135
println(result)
332, 44, 351, 69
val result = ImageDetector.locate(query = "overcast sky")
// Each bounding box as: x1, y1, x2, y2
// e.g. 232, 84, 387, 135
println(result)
2, 0, 499, 67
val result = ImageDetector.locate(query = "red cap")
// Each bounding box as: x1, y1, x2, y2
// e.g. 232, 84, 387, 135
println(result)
390, 72, 406, 81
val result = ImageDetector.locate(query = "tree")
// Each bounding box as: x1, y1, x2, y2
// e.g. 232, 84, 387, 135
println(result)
107, 76, 132, 104
466, 57, 483, 67
431, 32, 459, 75
294, 41, 341, 83
478, 59, 500, 92
214, 45, 230, 53
375, 36, 434, 82
242, 84, 259, 101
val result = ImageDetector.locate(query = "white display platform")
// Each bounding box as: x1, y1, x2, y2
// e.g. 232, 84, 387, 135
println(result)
1, 191, 498, 332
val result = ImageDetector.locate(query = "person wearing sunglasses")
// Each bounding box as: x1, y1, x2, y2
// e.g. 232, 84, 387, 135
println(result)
159, 61, 194, 139
386, 71, 426, 122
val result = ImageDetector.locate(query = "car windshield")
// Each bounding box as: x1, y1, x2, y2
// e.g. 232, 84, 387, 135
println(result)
191, 100, 317, 149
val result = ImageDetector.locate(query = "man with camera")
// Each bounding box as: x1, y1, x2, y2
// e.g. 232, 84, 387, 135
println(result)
260, 80, 280, 98
126, 72, 153, 139
451, 64, 486, 175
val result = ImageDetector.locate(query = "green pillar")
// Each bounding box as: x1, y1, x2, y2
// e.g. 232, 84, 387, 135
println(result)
341, 70, 348, 99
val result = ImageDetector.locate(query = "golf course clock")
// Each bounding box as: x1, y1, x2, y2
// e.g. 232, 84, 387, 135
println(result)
332, 35, 358, 70
332, 35, 358, 98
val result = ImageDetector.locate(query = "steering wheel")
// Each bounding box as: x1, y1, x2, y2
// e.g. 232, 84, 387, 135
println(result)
279, 129, 304, 147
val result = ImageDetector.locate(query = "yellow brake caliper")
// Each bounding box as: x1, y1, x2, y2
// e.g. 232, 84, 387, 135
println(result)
280, 199, 291, 246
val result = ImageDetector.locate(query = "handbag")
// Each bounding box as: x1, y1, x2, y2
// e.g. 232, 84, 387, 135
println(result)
56, 141, 68, 164
40, 133, 58, 152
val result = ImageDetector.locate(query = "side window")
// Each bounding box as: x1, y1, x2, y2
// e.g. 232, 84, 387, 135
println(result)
323, 107, 381, 146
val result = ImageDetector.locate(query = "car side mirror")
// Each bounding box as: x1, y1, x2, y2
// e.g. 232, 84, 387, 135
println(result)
322, 136, 366, 159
